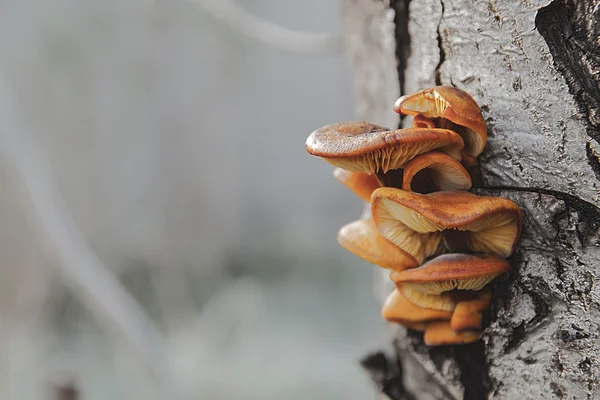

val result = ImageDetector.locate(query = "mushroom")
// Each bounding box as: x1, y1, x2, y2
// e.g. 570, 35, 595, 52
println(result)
423, 321, 481, 346
305, 121, 464, 185
394, 86, 486, 164
390, 254, 510, 311
395, 282, 457, 312
337, 218, 418, 271
371, 188, 523, 263
411, 114, 437, 129
333, 168, 381, 202
382, 288, 452, 330
450, 287, 493, 332
401, 151, 472, 193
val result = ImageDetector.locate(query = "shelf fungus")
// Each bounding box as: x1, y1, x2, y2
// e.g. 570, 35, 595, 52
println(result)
333, 168, 381, 202
305, 121, 464, 185
371, 189, 523, 263
382, 288, 452, 331
337, 218, 418, 271
390, 254, 510, 311
424, 321, 482, 346
450, 287, 493, 332
394, 86, 486, 165
401, 151, 472, 193
305, 86, 523, 347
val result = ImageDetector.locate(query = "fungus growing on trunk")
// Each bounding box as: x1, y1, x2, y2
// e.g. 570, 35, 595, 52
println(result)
423, 321, 481, 346
371, 189, 523, 263
411, 114, 437, 129
333, 168, 381, 202
390, 254, 510, 311
450, 287, 493, 332
401, 151, 472, 193
305, 121, 464, 185
337, 218, 418, 271
394, 86, 486, 164
382, 288, 452, 330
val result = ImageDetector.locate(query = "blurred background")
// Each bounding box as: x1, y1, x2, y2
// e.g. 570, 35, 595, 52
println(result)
0, 1, 388, 399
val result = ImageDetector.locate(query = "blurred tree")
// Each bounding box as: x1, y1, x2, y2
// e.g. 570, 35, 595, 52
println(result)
340, 0, 600, 398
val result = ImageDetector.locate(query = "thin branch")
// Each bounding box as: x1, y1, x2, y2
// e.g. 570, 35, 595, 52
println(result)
0, 81, 185, 399
190, 0, 344, 54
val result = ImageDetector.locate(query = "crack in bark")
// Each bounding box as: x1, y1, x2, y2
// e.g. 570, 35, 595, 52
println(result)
435, 0, 447, 85
360, 351, 417, 400
453, 341, 491, 400
585, 141, 600, 181
536, 0, 600, 183
390, 0, 412, 97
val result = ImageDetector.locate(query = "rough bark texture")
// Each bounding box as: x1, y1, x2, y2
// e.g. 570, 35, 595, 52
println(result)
341, 0, 600, 399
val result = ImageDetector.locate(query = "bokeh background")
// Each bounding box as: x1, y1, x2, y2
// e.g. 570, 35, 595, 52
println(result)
0, 1, 387, 399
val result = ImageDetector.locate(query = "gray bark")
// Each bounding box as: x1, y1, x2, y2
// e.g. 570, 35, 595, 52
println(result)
340, 0, 600, 399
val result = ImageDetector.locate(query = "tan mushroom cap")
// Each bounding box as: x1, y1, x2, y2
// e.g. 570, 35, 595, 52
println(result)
395, 282, 458, 312
382, 288, 452, 328
390, 254, 511, 293
338, 218, 418, 271
450, 287, 493, 332
305, 121, 464, 174
371, 188, 523, 263
402, 151, 472, 193
424, 321, 481, 346
394, 86, 487, 161
333, 168, 381, 202
390, 255, 507, 312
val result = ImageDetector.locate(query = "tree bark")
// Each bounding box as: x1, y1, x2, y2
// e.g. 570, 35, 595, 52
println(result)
340, 0, 600, 399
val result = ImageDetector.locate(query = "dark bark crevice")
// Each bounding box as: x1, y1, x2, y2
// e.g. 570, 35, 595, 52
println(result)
390, 0, 412, 127
390, 0, 412, 96
361, 351, 417, 400
435, 0, 447, 85
536, 0, 600, 169
585, 141, 600, 181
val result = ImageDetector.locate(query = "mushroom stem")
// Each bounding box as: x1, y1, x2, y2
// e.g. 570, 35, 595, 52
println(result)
375, 168, 404, 188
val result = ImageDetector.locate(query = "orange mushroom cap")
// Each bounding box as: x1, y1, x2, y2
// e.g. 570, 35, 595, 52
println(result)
424, 321, 481, 346
391, 254, 511, 291
390, 254, 509, 311
382, 288, 452, 330
395, 282, 458, 312
371, 188, 523, 263
394, 86, 486, 162
305, 121, 464, 174
450, 287, 493, 332
337, 218, 419, 271
401, 151, 472, 193
333, 168, 381, 202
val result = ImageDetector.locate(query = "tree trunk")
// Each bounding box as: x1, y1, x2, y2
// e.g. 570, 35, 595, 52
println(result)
340, 0, 600, 399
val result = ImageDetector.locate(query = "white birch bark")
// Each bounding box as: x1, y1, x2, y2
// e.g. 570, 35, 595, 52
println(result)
341, 0, 600, 398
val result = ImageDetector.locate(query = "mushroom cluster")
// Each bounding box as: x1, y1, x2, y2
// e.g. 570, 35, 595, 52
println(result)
305, 86, 523, 346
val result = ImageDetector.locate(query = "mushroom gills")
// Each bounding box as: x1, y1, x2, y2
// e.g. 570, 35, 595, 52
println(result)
324, 140, 439, 174
401, 273, 502, 295
435, 118, 484, 160
374, 199, 519, 260
408, 164, 470, 193
398, 284, 457, 312
397, 89, 450, 117
374, 199, 444, 263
